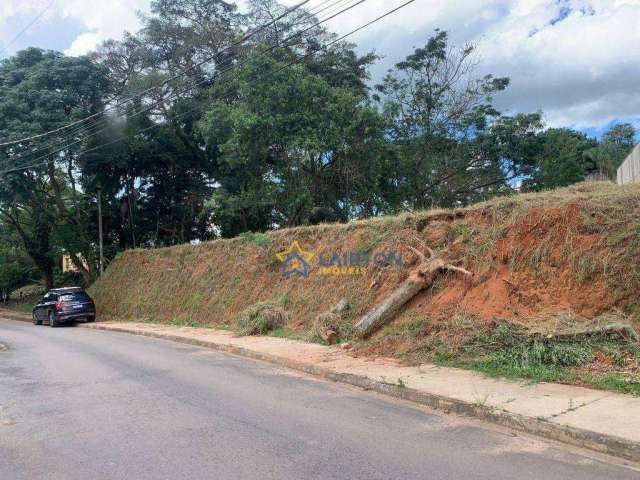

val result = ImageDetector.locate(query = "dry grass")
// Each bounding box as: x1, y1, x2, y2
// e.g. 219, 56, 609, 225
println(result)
359, 308, 640, 394
90, 182, 640, 349
313, 311, 355, 342
234, 302, 290, 336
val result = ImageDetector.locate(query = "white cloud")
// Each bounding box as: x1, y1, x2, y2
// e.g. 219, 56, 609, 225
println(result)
60, 0, 149, 55
473, 0, 640, 128
0, 0, 42, 19
65, 31, 103, 56
0, 0, 58, 48
0, 0, 149, 56
2, 0, 640, 132
322, 0, 640, 131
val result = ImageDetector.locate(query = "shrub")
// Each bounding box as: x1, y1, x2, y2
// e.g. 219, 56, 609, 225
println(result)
312, 299, 354, 342
313, 312, 355, 340
239, 232, 272, 248
235, 301, 290, 336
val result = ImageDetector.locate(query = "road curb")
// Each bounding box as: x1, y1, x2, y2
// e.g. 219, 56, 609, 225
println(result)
79, 322, 640, 464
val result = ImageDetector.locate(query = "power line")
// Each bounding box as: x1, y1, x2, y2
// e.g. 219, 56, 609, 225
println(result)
1, 0, 416, 176
3, 0, 412, 175
1, 0, 360, 167
0, 0, 55, 57
0, 0, 354, 168
0, 0, 313, 147
0, 0, 355, 164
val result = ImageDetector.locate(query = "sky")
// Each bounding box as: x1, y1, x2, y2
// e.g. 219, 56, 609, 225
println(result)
1, 0, 639, 139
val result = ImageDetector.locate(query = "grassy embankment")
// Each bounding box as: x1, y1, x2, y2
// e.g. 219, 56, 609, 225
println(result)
87, 182, 640, 394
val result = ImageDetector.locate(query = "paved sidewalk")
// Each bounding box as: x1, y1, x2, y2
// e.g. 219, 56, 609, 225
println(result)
2, 309, 639, 462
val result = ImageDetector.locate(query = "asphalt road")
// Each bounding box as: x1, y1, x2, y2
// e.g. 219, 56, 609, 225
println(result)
0, 319, 637, 480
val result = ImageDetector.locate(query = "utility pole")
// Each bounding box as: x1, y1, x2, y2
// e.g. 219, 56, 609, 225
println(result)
127, 176, 136, 249
97, 188, 104, 275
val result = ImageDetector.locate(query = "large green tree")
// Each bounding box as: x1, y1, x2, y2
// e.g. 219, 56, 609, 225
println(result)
0, 48, 110, 287
521, 128, 597, 191
375, 30, 543, 208
198, 48, 386, 236
582, 123, 637, 179
2, 0, 633, 291
88, 0, 243, 247
0, 222, 38, 301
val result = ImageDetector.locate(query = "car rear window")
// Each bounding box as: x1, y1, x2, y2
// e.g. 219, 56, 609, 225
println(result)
59, 291, 91, 302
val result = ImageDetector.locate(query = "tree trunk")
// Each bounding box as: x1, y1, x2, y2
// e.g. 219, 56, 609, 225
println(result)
548, 323, 638, 342
69, 252, 92, 286
355, 248, 471, 338
44, 265, 54, 290
47, 161, 94, 284
1, 208, 55, 290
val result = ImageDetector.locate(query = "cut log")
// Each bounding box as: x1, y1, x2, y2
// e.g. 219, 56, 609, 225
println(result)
355, 247, 472, 338
313, 300, 351, 345
546, 323, 639, 342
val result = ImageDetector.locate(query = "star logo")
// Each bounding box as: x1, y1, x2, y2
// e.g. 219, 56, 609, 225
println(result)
276, 241, 315, 278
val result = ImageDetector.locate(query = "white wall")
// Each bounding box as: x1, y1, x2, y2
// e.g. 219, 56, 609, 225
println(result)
617, 144, 640, 185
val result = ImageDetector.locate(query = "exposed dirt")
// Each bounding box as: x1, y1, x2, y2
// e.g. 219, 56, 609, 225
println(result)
91, 182, 640, 359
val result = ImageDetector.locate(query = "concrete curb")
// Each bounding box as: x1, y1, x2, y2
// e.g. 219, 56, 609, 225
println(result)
82, 322, 640, 463
2, 311, 639, 463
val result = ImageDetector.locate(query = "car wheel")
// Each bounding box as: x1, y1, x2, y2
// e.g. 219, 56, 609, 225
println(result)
86, 316, 95, 323
33, 312, 42, 326
48, 311, 59, 328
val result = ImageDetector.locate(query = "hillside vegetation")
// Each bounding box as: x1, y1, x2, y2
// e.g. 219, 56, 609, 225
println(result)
91, 183, 640, 392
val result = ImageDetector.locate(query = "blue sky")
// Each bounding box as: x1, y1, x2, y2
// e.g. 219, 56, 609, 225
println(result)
0, 9, 84, 55
582, 120, 640, 141
1, 0, 639, 142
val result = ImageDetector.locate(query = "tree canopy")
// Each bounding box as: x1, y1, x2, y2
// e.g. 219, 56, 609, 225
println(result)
0, 0, 636, 293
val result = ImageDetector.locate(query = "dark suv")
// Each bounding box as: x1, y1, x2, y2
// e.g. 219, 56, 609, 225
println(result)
32, 287, 96, 327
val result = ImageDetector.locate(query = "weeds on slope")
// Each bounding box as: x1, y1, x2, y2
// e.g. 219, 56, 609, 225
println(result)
373, 311, 640, 395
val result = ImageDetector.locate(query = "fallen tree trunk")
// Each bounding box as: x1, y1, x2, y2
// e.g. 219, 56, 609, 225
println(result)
355, 247, 472, 338
546, 323, 639, 342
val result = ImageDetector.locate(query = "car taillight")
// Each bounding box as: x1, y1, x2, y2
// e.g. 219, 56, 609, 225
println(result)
55, 302, 65, 309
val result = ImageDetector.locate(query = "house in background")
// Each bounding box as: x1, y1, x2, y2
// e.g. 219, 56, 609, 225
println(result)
62, 254, 88, 273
